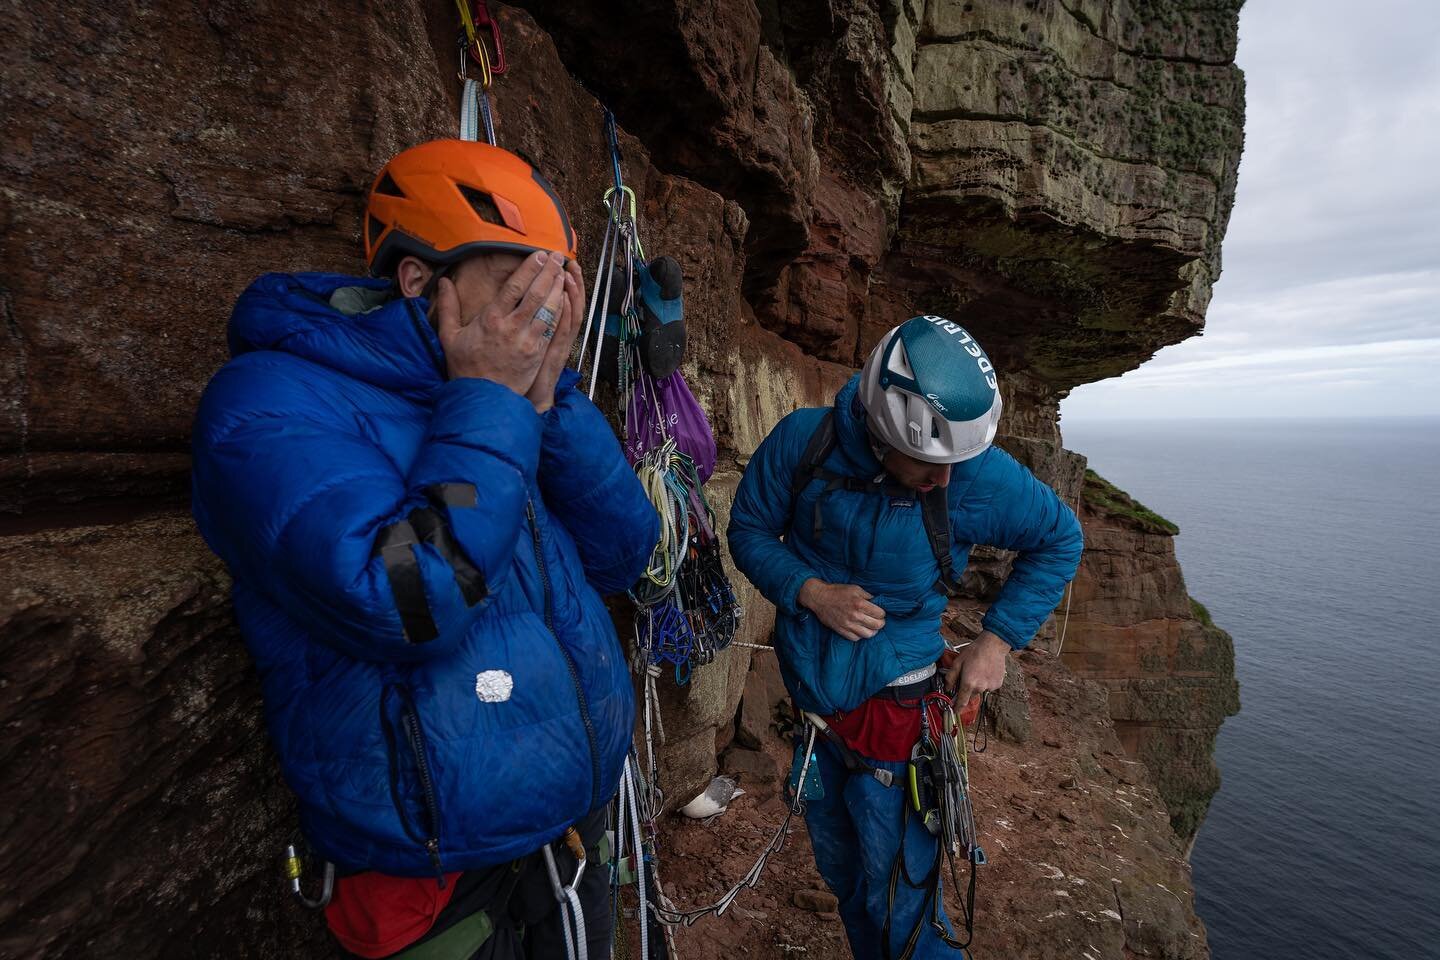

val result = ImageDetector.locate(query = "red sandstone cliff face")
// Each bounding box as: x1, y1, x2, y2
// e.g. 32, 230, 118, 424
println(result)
1, 1, 1244, 957
1060, 472, 1240, 842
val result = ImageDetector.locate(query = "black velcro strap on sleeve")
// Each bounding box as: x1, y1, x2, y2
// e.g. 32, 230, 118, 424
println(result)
921, 486, 962, 598
375, 520, 440, 645
427, 482, 478, 508
411, 499, 488, 608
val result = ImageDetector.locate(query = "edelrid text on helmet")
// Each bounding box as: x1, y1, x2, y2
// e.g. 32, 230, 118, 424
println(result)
363, 139, 579, 277
920, 315, 998, 392
860, 316, 1004, 464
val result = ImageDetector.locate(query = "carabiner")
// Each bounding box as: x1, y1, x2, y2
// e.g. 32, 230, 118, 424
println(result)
603, 185, 639, 226
283, 844, 335, 909
470, 0, 508, 75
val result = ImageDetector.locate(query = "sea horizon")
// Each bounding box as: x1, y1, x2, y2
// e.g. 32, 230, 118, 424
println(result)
1061, 417, 1440, 960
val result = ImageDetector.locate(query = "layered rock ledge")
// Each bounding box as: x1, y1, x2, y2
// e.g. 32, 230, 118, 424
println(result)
1, 1, 1244, 956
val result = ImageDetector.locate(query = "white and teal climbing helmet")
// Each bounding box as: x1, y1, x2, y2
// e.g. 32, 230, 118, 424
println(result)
859, 315, 1003, 464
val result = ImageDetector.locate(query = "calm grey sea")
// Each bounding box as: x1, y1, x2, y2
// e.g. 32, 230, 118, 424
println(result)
1062, 417, 1440, 960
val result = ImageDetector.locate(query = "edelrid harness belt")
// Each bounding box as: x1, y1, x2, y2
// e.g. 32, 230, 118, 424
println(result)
788, 410, 964, 599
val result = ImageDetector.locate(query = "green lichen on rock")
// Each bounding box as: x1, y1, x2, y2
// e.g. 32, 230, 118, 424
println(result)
1083, 469, 1180, 535
1190, 597, 1215, 627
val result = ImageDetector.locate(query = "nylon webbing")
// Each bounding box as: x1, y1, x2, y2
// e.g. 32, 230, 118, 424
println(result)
460, 78, 496, 145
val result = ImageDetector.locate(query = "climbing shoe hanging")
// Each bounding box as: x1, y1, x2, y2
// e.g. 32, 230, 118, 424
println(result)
592, 255, 686, 385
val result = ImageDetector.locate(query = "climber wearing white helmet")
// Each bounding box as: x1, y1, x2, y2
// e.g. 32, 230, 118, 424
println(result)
729, 315, 1082, 959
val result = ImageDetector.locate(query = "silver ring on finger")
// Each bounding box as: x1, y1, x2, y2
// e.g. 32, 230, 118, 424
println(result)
532, 305, 558, 328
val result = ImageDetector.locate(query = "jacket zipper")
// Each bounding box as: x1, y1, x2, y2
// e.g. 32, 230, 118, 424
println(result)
401, 706, 446, 886
527, 499, 603, 809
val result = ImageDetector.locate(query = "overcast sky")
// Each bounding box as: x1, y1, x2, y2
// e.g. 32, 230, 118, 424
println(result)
1062, 0, 1440, 421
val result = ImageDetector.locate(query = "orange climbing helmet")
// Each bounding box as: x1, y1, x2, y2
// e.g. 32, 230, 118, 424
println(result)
363, 139, 579, 277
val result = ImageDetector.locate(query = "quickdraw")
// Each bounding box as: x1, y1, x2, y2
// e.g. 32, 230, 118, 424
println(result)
454, 0, 503, 144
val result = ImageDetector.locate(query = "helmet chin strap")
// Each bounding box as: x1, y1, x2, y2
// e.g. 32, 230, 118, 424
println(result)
419, 261, 459, 328
866, 430, 892, 471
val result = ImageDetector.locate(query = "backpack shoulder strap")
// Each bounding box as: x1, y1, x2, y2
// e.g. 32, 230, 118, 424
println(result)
790, 410, 838, 498
786, 410, 838, 539
921, 486, 962, 598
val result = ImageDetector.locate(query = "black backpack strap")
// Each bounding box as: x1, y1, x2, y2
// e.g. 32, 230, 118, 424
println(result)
788, 409, 961, 598
921, 486, 962, 598
787, 411, 839, 540
790, 410, 838, 500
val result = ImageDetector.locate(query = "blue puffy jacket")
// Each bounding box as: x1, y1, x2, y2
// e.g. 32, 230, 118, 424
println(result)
191, 273, 658, 876
728, 376, 1082, 716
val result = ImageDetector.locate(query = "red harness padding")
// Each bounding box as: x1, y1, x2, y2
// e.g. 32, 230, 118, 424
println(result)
825, 690, 980, 762
325, 870, 462, 958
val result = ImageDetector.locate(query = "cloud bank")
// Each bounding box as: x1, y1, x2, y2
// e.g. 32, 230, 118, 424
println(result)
1063, 0, 1440, 421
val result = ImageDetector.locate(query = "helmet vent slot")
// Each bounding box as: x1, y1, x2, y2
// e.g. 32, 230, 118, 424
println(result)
374, 173, 405, 198
457, 185, 506, 226
367, 214, 387, 245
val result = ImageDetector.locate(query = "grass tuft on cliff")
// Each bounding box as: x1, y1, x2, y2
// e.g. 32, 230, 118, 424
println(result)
1083, 469, 1180, 535
1190, 597, 1215, 627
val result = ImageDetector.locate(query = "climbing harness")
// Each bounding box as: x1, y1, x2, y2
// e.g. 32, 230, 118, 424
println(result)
454, 0, 504, 144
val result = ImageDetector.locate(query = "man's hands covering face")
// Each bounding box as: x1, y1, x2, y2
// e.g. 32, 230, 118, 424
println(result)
434, 251, 582, 412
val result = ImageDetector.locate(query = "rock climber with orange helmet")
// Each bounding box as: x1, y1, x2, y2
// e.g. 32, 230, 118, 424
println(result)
191, 140, 659, 958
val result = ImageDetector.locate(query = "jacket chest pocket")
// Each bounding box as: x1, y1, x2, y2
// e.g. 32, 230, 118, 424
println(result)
799, 485, 899, 572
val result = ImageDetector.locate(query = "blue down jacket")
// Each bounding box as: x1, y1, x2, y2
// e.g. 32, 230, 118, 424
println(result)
191, 273, 658, 876
728, 375, 1082, 716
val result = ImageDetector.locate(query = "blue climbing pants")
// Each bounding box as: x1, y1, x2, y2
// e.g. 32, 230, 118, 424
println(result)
802, 738, 959, 959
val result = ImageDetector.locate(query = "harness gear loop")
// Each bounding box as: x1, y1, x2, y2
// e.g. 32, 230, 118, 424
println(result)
881, 691, 984, 959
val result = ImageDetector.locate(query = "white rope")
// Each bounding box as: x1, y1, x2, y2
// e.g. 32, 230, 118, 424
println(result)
625, 759, 650, 960
731, 642, 776, 652
564, 886, 587, 959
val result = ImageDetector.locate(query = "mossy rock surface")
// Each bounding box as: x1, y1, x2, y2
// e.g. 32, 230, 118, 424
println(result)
1082, 468, 1180, 535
